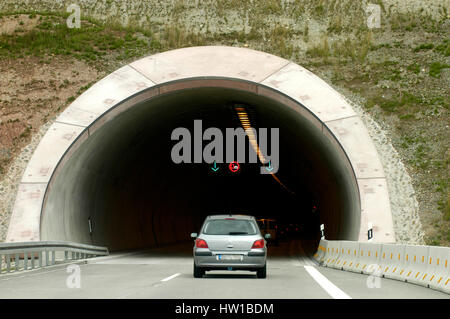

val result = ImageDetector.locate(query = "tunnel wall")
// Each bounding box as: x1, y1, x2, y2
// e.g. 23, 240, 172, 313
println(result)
5, 46, 395, 247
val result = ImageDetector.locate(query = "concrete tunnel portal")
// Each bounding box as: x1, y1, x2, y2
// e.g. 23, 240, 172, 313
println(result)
6, 46, 395, 254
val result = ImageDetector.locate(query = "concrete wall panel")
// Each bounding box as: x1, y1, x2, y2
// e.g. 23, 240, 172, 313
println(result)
6, 183, 46, 242
261, 62, 356, 123
129, 46, 290, 84
326, 116, 385, 179
21, 122, 86, 184
65, 65, 156, 118
358, 178, 395, 242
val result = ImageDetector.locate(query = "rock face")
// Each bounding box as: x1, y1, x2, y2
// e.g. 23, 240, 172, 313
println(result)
0, 0, 448, 30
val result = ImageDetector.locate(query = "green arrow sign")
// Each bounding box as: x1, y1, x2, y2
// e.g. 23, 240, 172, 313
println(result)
265, 160, 274, 172
211, 161, 219, 172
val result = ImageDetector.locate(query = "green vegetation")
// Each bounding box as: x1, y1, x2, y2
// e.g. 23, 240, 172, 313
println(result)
434, 39, 450, 56
18, 125, 31, 139
0, 15, 152, 68
429, 62, 450, 78
407, 63, 420, 74
0, 12, 208, 70
365, 90, 423, 113
413, 43, 434, 52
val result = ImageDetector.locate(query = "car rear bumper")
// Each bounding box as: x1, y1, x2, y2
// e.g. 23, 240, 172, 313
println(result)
194, 250, 266, 269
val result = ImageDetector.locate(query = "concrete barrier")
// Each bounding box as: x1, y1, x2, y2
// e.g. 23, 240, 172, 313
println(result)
323, 241, 341, 268
358, 242, 382, 275
378, 243, 397, 279
313, 239, 328, 265
424, 246, 449, 293
380, 244, 405, 281
353, 242, 371, 274
340, 241, 360, 273
313, 240, 449, 295
332, 241, 346, 270
331, 241, 347, 270
402, 245, 430, 287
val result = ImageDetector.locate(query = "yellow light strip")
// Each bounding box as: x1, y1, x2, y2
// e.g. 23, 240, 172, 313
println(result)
236, 109, 267, 164
235, 106, 294, 194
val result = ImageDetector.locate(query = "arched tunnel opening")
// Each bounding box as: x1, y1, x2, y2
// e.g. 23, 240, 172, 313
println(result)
41, 80, 361, 256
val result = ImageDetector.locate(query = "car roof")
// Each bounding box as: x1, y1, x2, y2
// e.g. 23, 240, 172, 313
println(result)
206, 214, 255, 220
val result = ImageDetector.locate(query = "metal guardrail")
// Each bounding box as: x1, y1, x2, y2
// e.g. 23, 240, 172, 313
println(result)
0, 241, 109, 274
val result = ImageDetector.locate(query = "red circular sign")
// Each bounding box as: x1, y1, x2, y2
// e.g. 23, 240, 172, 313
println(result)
228, 161, 240, 173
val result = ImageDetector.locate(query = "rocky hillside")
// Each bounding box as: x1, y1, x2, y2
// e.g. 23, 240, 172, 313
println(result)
0, 0, 448, 245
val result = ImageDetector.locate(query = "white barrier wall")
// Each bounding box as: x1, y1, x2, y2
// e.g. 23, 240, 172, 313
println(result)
358, 242, 382, 275
427, 246, 449, 293
313, 240, 328, 264
403, 245, 430, 287
385, 244, 405, 281
315, 240, 449, 295
380, 243, 406, 281
323, 241, 341, 268
340, 241, 359, 273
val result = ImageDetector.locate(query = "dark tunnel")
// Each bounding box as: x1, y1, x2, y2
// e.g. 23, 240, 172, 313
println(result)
40, 81, 361, 254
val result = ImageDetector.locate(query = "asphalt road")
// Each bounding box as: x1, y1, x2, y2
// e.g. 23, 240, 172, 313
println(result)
0, 241, 448, 299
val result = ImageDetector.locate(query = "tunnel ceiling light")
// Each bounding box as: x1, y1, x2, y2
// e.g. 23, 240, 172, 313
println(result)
234, 105, 294, 195
236, 107, 267, 163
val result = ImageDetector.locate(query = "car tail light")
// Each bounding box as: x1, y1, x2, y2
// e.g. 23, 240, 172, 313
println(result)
195, 238, 209, 248
251, 239, 265, 249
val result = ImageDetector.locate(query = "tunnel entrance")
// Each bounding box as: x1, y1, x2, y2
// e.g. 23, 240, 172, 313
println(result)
41, 80, 360, 254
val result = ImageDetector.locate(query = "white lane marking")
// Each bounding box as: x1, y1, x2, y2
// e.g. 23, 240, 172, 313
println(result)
161, 273, 181, 282
117, 272, 182, 298
304, 266, 351, 299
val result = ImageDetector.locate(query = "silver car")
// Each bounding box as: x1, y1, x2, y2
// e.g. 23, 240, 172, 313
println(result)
191, 214, 270, 278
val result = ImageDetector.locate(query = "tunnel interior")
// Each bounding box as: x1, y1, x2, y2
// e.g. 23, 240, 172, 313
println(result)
41, 83, 360, 254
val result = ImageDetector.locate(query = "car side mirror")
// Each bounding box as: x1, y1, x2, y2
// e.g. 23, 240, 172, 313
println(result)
191, 233, 198, 238
264, 233, 271, 239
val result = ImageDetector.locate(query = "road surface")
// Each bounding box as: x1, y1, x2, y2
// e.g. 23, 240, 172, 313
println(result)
0, 241, 448, 299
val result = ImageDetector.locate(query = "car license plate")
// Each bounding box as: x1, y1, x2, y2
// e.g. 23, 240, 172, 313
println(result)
216, 254, 243, 261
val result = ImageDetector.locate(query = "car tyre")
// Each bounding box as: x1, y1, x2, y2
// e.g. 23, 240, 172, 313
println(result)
256, 264, 267, 279
193, 263, 205, 278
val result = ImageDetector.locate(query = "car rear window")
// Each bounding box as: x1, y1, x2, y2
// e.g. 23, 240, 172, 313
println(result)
203, 219, 258, 235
